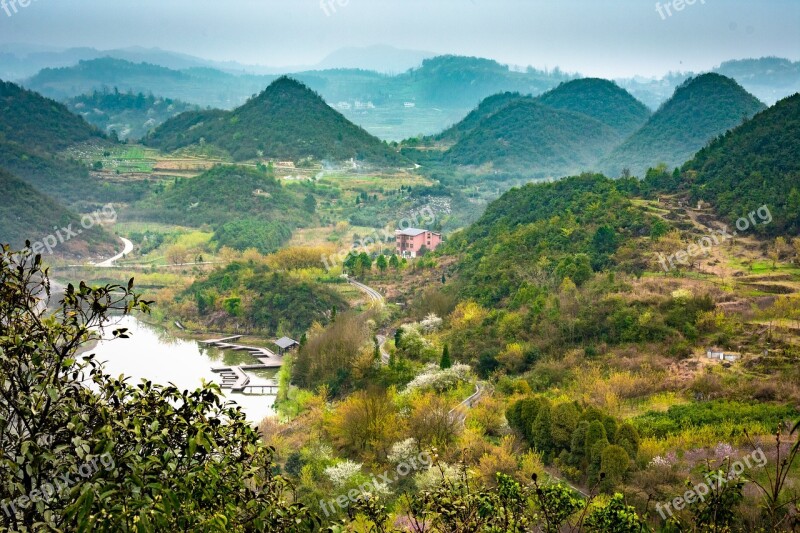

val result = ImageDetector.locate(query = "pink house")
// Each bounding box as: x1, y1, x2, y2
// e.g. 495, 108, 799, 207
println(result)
396, 228, 442, 258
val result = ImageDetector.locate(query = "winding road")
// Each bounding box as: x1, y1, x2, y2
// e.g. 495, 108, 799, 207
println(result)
347, 277, 385, 307
95, 237, 134, 268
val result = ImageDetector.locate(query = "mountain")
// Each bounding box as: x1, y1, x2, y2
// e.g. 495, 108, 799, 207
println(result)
25, 57, 278, 109
537, 78, 651, 138
128, 165, 312, 253
0, 80, 102, 151
145, 77, 406, 164
394, 55, 572, 109
600, 73, 766, 178
0, 168, 115, 256
0, 81, 149, 207
436, 92, 524, 142
65, 89, 198, 140
713, 57, 800, 105
313, 45, 435, 74
675, 93, 800, 234
444, 99, 621, 176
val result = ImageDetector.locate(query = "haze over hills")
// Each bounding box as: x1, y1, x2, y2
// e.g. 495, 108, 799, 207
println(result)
65, 90, 198, 140
444, 99, 621, 175
0, 168, 116, 256
0, 80, 151, 210
537, 78, 651, 138
145, 77, 406, 164
600, 73, 766, 178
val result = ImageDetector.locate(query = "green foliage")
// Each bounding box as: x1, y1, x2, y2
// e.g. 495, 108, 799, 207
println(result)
634, 400, 799, 439
0, 247, 311, 531
0, 80, 102, 151
679, 93, 800, 235
584, 494, 645, 532
439, 343, 452, 369
450, 174, 657, 304
537, 78, 651, 137
213, 218, 293, 254
0, 169, 116, 253
184, 262, 348, 336
65, 88, 198, 140
445, 99, 621, 175
602, 73, 766, 178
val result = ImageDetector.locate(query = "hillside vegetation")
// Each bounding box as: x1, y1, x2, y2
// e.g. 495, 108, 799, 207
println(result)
0, 168, 115, 255
145, 77, 406, 164
601, 73, 766, 178
444, 100, 621, 175
128, 165, 311, 253
65, 89, 198, 140
537, 78, 651, 137
677, 93, 800, 234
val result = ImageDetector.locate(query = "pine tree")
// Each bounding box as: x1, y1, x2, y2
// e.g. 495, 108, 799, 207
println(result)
440, 344, 452, 369
394, 328, 403, 349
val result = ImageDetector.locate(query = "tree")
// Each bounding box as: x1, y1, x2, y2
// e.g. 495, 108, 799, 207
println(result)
584, 493, 644, 532
408, 393, 460, 449
327, 389, 402, 459
376, 254, 388, 273
600, 445, 630, 490
531, 401, 554, 460
439, 344, 452, 369
793, 237, 800, 265
389, 254, 400, 270
0, 247, 310, 531
615, 423, 640, 459
551, 403, 580, 451
394, 328, 403, 349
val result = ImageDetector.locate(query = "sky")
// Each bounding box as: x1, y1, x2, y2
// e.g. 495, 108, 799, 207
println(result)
0, 0, 798, 77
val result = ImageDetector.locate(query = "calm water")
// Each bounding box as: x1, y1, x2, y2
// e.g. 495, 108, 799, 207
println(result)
88, 316, 277, 423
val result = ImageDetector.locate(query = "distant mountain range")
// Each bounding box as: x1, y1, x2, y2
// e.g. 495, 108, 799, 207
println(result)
15, 50, 799, 141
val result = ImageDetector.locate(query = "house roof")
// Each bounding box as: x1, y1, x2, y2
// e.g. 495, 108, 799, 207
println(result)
397, 228, 428, 237
275, 337, 299, 349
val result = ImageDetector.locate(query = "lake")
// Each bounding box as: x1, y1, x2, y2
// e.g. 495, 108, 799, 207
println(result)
88, 316, 277, 423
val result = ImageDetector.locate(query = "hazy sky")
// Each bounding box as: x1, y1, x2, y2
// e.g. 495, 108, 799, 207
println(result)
1, 0, 798, 77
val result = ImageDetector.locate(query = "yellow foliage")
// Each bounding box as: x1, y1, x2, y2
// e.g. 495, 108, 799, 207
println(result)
450, 301, 488, 329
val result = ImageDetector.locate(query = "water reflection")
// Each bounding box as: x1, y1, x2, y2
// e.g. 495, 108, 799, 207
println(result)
89, 316, 276, 423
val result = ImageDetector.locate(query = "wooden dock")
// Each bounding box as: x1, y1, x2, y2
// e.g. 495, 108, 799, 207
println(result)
204, 336, 283, 395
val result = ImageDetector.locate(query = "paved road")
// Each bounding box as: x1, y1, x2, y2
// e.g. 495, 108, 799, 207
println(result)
347, 278, 385, 307
376, 334, 390, 364
95, 237, 134, 268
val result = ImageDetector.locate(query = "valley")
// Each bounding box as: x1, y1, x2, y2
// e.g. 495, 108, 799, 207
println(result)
1, 7, 799, 530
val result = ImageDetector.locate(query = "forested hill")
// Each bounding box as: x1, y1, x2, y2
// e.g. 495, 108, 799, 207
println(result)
444, 99, 621, 175
145, 77, 407, 165
128, 165, 311, 254
447, 174, 661, 304
0, 80, 102, 151
537, 78, 651, 137
65, 89, 198, 140
0, 168, 115, 255
675, 93, 800, 234
600, 73, 766, 178
436, 91, 524, 142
